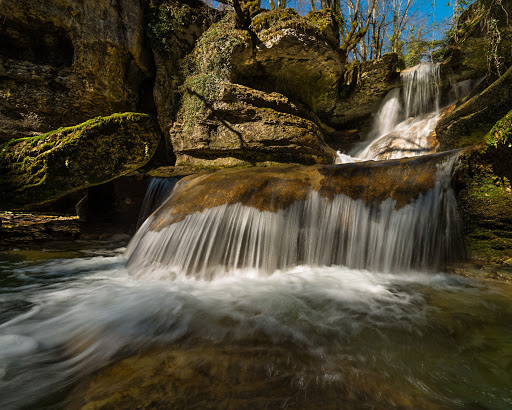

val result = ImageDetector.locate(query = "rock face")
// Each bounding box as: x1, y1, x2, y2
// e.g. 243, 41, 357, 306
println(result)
436, 65, 512, 149
444, 0, 512, 85
147, 0, 216, 156
169, 12, 336, 167
0, 113, 160, 209
0, 0, 151, 141
172, 82, 336, 167
457, 109, 512, 263
332, 54, 401, 129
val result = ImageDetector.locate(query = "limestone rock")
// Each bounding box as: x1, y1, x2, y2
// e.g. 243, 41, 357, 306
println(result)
171, 82, 336, 166
0, 0, 151, 141
0, 113, 160, 209
332, 54, 401, 129
435, 64, 512, 149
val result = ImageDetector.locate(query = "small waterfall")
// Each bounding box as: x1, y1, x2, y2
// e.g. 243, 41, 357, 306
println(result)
336, 62, 441, 163
137, 177, 180, 227
402, 62, 440, 119
126, 153, 464, 280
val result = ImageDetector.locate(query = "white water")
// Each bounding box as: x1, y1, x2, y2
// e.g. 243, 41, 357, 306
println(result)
127, 180, 463, 280
0, 250, 502, 407
336, 62, 441, 163
137, 177, 180, 226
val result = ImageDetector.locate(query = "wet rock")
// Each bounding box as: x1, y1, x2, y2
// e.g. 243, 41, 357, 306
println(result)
0, 113, 160, 209
150, 151, 456, 229
0, 0, 152, 141
332, 54, 401, 130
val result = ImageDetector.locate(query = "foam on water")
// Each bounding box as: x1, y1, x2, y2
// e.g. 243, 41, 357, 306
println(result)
1, 250, 511, 407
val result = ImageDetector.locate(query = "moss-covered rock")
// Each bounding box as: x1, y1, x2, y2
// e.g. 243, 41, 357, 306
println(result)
147, 0, 218, 158
436, 64, 512, 150
441, 0, 512, 94
169, 12, 337, 167
457, 109, 512, 263
0, 113, 160, 209
172, 82, 335, 167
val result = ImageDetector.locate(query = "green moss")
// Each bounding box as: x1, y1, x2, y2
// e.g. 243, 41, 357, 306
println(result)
485, 109, 512, 148
459, 109, 512, 262
0, 113, 160, 209
147, 1, 196, 56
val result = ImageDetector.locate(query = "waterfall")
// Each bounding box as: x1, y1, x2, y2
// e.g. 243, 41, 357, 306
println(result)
126, 153, 464, 280
336, 62, 441, 163
137, 177, 180, 227
402, 62, 440, 119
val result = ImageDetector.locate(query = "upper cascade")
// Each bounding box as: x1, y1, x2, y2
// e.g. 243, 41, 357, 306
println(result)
337, 62, 442, 163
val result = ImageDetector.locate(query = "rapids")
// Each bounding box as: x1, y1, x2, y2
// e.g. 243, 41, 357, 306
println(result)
1, 61, 510, 407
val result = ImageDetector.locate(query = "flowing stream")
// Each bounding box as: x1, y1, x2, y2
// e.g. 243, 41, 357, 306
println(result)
1, 63, 512, 408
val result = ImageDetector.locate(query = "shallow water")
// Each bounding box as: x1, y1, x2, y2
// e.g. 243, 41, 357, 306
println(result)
1, 242, 511, 408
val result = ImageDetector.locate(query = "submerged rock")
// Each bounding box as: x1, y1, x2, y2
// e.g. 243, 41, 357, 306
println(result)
0, 113, 160, 209
0, 0, 152, 141
66, 344, 445, 409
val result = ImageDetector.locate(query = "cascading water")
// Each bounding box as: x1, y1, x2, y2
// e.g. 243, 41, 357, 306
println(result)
3, 60, 512, 409
126, 155, 463, 280
337, 62, 442, 162
136, 177, 180, 227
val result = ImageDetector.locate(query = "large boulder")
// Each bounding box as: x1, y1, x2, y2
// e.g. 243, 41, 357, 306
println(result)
0, 113, 160, 209
169, 13, 336, 167
0, 0, 151, 141
456, 109, 512, 263
435, 64, 512, 149
171, 82, 335, 167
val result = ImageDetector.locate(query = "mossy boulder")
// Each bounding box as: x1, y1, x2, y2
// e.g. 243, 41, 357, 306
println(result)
171, 82, 335, 167
246, 9, 344, 124
436, 64, 512, 150
0, 113, 160, 209
457, 109, 512, 263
